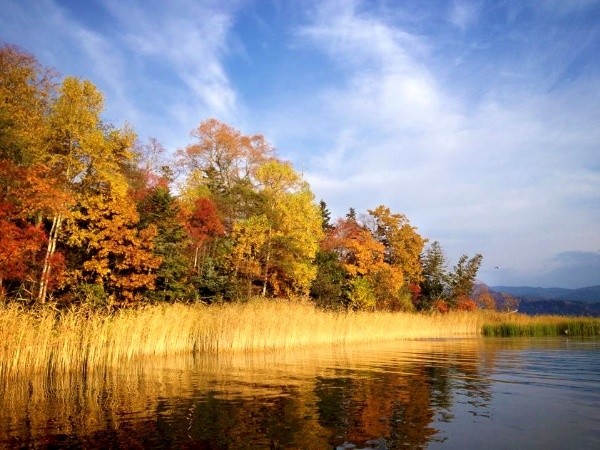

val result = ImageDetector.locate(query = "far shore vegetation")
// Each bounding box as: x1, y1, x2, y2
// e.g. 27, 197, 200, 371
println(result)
2, 44, 599, 383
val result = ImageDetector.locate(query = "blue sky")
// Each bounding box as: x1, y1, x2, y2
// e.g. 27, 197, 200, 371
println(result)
1, 0, 599, 288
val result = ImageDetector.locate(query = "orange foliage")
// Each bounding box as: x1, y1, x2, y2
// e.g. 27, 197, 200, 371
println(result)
0, 207, 46, 282
455, 295, 477, 311
180, 118, 274, 188
68, 195, 161, 302
432, 299, 449, 313
474, 285, 497, 310
323, 218, 385, 277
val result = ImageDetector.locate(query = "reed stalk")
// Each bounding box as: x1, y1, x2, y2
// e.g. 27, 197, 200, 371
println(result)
0, 299, 480, 379
480, 312, 600, 337
2, 300, 598, 381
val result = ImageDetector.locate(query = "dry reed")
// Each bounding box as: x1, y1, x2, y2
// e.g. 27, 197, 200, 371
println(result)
0, 299, 482, 380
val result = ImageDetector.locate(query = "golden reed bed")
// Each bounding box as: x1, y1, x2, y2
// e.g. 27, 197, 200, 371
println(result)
3, 299, 598, 381
0, 299, 482, 379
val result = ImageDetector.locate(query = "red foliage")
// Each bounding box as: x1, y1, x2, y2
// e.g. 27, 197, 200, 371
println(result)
46, 251, 67, 291
432, 299, 449, 313
456, 295, 477, 311
409, 282, 421, 305
0, 205, 47, 281
186, 197, 225, 245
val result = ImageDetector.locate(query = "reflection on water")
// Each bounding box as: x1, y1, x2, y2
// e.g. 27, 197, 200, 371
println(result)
1, 339, 599, 449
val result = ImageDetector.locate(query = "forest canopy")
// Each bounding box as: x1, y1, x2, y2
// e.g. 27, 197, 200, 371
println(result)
0, 43, 484, 311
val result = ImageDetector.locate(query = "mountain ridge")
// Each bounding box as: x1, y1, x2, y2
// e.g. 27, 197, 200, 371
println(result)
487, 285, 600, 316
490, 285, 600, 303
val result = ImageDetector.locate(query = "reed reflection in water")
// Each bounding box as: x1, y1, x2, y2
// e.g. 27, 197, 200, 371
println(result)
1, 339, 599, 449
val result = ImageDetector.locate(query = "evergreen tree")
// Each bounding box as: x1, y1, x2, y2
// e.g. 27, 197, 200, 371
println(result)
448, 253, 483, 305
319, 200, 333, 231
419, 241, 448, 309
138, 185, 189, 301
346, 207, 356, 221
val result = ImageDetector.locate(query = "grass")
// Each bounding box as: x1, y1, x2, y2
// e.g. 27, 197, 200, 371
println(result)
0, 298, 480, 380
1, 299, 599, 381
481, 313, 600, 337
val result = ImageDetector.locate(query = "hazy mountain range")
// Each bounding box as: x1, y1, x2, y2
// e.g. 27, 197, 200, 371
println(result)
489, 285, 600, 316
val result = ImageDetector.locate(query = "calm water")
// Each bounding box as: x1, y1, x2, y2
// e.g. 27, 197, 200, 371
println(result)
1, 338, 599, 449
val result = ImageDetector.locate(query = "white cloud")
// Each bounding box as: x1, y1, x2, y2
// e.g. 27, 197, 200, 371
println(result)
2, 0, 597, 287
0, 0, 241, 151
294, 0, 600, 285
101, 0, 241, 148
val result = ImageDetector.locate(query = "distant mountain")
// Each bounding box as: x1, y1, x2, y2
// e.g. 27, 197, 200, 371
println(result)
491, 285, 600, 303
489, 285, 600, 316
513, 299, 600, 316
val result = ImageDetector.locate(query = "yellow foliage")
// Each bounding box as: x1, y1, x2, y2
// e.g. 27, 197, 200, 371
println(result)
368, 205, 427, 284
65, 193, 161, 301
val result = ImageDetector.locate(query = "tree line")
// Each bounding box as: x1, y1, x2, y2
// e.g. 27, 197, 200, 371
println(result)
0, 43, 486, 311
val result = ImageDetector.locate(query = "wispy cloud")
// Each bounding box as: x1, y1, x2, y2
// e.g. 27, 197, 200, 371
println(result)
449, 0, 480, 30
1, 0, 598, 287
0, 0, 241, 150
104, 0, 238, 117
294, 0, 600, 282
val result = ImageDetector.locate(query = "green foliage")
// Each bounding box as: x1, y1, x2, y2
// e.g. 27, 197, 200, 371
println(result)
418, 242, 483, 312
318, 200, 333, 231
310, 250, 346, 309
419, 241, 448, 309
347, 277, 376, 310
448, 253, 483, 305
137, 185, 189, 301
74, 283, 109, 309
482, 318, 600, 337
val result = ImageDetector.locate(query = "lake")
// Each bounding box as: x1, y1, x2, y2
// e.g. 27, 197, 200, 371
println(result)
1, 338, 598, 449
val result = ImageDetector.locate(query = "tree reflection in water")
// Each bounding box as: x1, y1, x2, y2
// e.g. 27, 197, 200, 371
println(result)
0, 340, 549, 449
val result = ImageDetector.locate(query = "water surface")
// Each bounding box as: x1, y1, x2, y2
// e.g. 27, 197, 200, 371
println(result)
1, 338, 598, 449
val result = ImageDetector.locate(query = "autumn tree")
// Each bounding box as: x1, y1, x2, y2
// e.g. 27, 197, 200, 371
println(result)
0, 199, 46, 297
177, 118, 274, 227
64, 194, 160, 304
369, 206, 426, 279
0, 43, 55, 164
185, 197, 223, 263
474, 284, 497, 310
229, 214, 270, 297
179, 118, 274, 190
184, 197, 226, 298
499, 292, 519, 312
36, 76, 138, 303
322, 218, 385, 310
323, 218, 385, 279
0, 161, 70, 298
251, 160, 323, 296
367, 205, 427, 301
